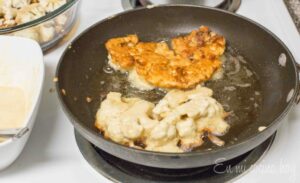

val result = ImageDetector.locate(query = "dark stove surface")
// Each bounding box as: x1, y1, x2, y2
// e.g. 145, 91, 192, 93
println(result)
122, 0, 241, 12
75, 130, 276, 183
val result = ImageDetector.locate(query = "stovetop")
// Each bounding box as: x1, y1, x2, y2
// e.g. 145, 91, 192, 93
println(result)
0, 0, 299, 183
75, 131, 276, 183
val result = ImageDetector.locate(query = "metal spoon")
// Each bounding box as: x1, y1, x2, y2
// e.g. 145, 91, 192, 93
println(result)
0, 128, 29, 140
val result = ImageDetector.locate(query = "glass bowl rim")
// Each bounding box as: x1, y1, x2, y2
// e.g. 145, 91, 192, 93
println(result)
0, 0, 80, 34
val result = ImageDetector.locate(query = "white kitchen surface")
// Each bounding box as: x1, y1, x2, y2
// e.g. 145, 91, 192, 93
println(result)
1, 0, 300, 182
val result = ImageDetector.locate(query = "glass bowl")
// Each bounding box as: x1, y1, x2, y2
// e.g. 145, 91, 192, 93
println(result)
0, 0, 80, 51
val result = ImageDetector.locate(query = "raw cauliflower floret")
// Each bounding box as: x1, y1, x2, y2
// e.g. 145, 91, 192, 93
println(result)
11, 0, 31, 9
0, 0, 12, 12
13, 27, 40, 41
15, 3, 46, 24
0, 18, 16, 27
3, 7, 17, 20
0, 0, 18, 20
39, 0, 66, 13
39, 23, 55, 42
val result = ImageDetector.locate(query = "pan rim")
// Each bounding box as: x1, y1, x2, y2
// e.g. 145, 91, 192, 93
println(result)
56, 4, 299, 157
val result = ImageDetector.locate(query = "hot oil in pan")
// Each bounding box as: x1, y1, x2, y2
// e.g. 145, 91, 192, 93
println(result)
205, 46, 262, 148
97, 45, 262, 150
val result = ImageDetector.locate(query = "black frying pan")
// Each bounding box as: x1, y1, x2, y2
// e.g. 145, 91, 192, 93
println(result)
56, 5, 299, 169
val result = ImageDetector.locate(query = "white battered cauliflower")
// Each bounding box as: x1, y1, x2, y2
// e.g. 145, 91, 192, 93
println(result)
95, 93, 154, 144
95, 85, 230, 153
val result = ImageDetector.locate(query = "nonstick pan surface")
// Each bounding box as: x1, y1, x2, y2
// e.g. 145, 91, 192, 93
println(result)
56, 5, 299, 168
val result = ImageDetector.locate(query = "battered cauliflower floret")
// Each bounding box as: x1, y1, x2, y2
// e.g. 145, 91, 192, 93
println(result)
95, 92, 156, 145
39, 0, 66, 13
146, 121, 181, 152
95, 93, 135, 133
149, 122, 176, 142
153, 85, 213, 118
197, 117, 229, 136
153, 86, 229, 150
176, 118, 196, 138
95, 86, 230, 153
176, 118, 204, 151
120, 100, 154, 139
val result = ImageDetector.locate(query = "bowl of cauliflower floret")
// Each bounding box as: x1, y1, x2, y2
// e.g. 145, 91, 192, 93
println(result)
0, 0, 80, 50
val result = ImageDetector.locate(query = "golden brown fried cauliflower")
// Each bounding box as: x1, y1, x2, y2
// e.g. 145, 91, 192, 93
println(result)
105, 26, 226, 90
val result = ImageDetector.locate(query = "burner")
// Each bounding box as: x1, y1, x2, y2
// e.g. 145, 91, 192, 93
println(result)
122, 0, 241, 12
75, 130, 276, 183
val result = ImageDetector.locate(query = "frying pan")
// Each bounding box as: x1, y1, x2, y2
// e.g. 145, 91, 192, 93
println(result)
56, 5, 299, 169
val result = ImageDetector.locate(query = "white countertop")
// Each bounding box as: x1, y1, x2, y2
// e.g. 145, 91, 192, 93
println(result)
1, 0, 299, 183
